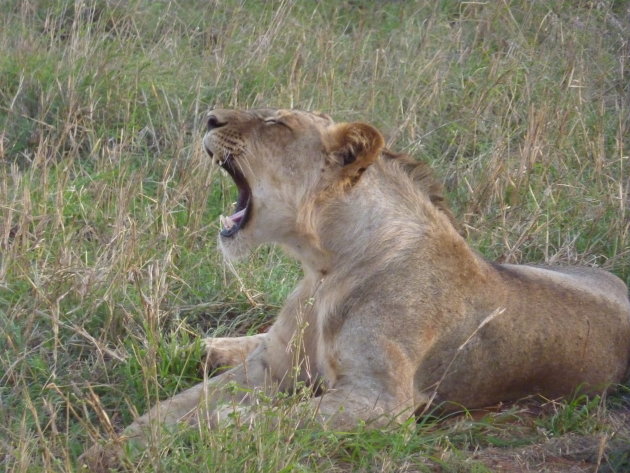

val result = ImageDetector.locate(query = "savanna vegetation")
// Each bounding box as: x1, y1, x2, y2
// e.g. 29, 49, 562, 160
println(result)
1, 0, 629, 471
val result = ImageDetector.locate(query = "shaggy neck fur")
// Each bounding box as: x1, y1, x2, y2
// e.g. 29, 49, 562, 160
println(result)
289, 157, 486, 282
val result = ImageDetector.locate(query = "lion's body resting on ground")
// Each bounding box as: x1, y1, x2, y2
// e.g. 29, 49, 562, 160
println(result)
82, 109, 630, 470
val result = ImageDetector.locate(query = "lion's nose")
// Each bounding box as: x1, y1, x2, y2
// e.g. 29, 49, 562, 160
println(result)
207, 112, 226, 131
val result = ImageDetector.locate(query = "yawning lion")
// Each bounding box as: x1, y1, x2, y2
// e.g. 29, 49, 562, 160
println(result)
82, 108, 630, 470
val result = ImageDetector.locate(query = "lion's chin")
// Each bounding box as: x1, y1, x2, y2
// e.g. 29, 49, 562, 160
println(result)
218, 232, 253, 263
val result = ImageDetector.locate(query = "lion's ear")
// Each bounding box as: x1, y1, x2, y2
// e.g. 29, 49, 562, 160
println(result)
325, 122, 385, 181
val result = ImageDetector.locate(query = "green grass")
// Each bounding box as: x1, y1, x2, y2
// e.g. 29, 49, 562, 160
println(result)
1, 0, 629, 471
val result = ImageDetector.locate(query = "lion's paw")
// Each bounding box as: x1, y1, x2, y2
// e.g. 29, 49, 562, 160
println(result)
78, 440, 125, 472
201, 337, 244, 374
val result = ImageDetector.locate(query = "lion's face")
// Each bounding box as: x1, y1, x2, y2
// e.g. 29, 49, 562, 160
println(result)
203, 109, 384, 261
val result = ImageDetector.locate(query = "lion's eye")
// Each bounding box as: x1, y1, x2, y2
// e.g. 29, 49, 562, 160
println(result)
264, 118, 291, 130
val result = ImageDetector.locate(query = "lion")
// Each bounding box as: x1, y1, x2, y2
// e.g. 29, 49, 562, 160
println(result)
81, 108, 630, 470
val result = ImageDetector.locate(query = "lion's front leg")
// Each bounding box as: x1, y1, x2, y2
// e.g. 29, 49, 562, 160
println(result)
79, 379, 236, 472
202, 333, 266, 373
80, 344, 278, 471
130, 348, 278, 438
307, 328, 421, 430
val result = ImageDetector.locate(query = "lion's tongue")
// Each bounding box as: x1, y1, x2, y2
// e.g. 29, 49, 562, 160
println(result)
220, 208, 246, 231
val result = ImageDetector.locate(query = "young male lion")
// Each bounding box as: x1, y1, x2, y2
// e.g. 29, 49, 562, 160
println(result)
82, 109, 630, 470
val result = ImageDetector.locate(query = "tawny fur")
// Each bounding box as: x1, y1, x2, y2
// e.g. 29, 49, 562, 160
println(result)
81, 109, 630, 471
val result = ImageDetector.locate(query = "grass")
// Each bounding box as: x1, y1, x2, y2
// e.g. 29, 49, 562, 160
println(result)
1, 0, 629, 471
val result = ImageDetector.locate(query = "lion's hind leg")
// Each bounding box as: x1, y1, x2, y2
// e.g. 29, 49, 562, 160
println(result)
307, 380, 417, 431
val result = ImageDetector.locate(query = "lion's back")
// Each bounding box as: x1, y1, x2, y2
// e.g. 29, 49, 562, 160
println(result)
497, 263, 630, 312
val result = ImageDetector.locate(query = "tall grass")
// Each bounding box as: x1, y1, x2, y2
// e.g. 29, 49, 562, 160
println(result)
1, 1, 629, 471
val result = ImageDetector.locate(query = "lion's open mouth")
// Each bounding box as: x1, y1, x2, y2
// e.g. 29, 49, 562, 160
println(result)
213, 153, 252, 238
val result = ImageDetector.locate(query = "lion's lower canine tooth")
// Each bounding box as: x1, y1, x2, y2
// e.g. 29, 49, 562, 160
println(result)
220, 215, 234, 230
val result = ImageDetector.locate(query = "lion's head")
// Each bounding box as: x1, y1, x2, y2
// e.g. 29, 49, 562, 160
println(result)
203, 108, 454, 263
203, 109, 386, 259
